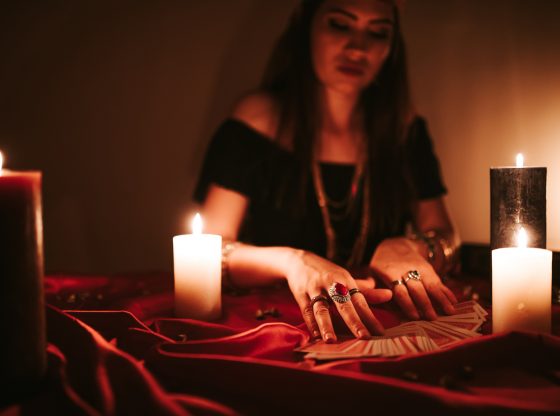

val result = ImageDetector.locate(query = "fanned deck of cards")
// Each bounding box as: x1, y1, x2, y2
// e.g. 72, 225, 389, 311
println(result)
295, 300, 488, 360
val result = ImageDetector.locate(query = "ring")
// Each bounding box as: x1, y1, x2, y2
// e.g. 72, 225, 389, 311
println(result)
349, 288, 361, 296
391, 279, 405, 289
403, 270, 421, 283
328, 282, 351, 304
309, 294, 330, 309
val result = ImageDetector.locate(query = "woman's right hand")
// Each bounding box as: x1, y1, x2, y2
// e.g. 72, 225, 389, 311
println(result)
284, 250, 391, 342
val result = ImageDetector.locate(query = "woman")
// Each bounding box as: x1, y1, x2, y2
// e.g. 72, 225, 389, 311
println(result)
194, 0, 459, 343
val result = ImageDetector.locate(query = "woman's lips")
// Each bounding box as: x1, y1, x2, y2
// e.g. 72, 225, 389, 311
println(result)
336, 64, 366, 77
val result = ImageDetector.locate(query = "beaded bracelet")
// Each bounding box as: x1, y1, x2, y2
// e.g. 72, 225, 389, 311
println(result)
410, 229, 456, 272
221, 240, 242, 292
410, 230, 437, 264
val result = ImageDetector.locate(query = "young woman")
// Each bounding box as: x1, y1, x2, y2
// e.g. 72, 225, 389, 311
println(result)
194, 0, 459, 343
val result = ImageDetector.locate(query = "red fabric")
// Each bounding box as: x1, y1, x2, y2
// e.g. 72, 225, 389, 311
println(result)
6, 272, 559, 415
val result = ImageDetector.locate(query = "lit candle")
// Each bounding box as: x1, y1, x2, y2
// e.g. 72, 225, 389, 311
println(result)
173, 213, 222, 320
0, 151, 47, 395
490, 153, 546, 249
492, 227, 552, 333
491, 153, 551, 334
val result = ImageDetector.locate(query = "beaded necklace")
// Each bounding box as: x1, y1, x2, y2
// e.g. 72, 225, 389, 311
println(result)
311, 147, 370, 268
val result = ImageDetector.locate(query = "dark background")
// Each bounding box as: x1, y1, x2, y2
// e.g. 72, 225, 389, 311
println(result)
1, 0, 559, 274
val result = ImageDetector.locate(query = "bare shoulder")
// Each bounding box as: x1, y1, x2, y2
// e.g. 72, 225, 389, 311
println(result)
230, 90, 280, 141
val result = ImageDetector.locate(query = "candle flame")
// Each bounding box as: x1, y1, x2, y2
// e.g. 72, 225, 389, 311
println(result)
516, 153, 524, 168
192, 213, 203, 235
517, 227, 528, 248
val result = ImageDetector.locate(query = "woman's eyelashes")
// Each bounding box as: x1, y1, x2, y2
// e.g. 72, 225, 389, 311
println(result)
327, 17, 391, 41
367, 29, 390, 41
327, 17, 350, 32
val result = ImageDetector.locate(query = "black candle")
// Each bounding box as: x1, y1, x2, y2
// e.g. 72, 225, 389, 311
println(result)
490, 155, 547, 249
0, 155, 46, 402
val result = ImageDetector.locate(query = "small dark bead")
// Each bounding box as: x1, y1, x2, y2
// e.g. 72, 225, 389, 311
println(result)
402, 371, 419, 382
255, 309, 265, 320
177, 334, 188, 342
269, 307, 280, 317
459, 365, 475, 380
439, 375, 460, 390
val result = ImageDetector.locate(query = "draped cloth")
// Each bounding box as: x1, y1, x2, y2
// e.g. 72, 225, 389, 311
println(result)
3, 272, 560, 415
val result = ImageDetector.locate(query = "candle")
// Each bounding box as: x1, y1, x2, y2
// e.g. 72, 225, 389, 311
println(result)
492, 227, 552, 333
173, 213, 222, 320
491, 153, 551, 334
490, 153, 546, 249
0, 151, 47, 396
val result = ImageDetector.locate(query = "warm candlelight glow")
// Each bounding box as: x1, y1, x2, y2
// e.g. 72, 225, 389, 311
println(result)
0, 151, 3, 172
192, 213, 202, 235
174, 211, 221, 319
516, 153, 524, 168
517, 227, 528, 248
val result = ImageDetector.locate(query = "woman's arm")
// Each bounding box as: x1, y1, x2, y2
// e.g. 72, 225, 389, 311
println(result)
411, 197, 461, 276
201, 184, 390, 341
202, 184, 295, 287
369, 197, 459, 320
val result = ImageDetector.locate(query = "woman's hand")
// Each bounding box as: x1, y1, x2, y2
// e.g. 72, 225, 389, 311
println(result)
370, 237, 457, 320
285, 250, 392, 343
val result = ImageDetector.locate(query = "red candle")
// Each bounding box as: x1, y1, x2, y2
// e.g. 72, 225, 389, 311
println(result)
0, 152, 46, 401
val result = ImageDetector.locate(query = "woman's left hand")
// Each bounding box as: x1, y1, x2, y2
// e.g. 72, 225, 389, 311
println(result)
369, 237, 457, 320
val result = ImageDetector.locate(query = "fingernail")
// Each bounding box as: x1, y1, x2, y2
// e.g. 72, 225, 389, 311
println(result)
312, 330, 321, 339
411, 312, 420, 320
324, 333, 336, 343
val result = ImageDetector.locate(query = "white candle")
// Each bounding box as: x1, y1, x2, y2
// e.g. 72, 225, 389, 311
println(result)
492, 227, 552, 333
173, 213, 222, 320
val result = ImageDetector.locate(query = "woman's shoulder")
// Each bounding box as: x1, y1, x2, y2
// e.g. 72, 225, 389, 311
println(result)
230, 90, 280, 142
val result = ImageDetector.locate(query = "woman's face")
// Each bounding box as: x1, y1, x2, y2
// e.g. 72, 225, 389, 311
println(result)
310, 0, 395, 95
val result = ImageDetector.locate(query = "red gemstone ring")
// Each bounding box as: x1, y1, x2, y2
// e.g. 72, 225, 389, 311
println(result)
328, 282, 351, 304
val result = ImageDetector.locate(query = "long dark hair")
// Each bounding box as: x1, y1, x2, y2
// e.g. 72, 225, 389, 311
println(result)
261, 0, 415, 239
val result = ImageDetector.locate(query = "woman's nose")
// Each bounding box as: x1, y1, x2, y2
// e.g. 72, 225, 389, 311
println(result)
345, 31, 369, 54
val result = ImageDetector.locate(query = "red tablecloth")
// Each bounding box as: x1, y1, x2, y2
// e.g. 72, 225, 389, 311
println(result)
4, 273, 560, 415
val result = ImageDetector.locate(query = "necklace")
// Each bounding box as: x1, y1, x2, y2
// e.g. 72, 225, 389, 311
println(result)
312, 150, 370, 268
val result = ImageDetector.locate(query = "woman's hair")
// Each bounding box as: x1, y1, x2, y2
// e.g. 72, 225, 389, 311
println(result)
261, 0, 415, 239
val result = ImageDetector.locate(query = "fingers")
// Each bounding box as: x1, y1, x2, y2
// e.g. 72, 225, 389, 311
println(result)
392, 284, 421, 320
328, 283, 372, 340
312, 295, 336, 343
406, 279, 437, 320
295, 293, 321, 340
350, 291, 385, 335
359, 287, 393, 304
442, 284, 458, 305
425, 283, 456, 315
356, 278, 392, 304
297, 277, 392, 341
390, 271, 458, 320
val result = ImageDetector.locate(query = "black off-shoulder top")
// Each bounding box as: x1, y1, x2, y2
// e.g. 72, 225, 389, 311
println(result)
194, 117, 446, 265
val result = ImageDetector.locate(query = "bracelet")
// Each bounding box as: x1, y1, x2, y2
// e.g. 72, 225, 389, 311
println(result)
221, 240, 242, 292
411, 230, 456, 273
410, 231, 437, 263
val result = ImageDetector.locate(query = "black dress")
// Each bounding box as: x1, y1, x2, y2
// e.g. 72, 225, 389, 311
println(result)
194, 117, 446, 265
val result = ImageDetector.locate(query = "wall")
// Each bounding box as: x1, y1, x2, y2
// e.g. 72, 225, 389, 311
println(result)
1, 0, 558, 274
403, 0, 560, 250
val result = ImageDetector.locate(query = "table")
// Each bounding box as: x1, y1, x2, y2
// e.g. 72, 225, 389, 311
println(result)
2, 273, 560, 415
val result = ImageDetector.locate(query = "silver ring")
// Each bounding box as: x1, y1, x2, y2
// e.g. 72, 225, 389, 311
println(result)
349, 288, 361, 296
309, 294, 330, 309
391, 279, 405, 289
403, 270, 421, 283
328, 282, 351, 304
